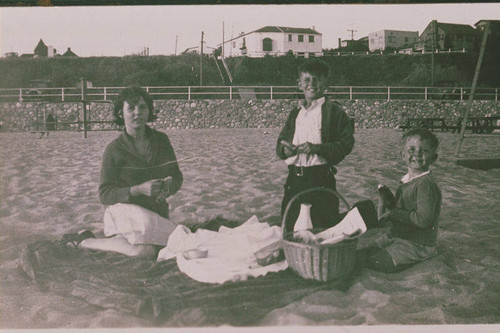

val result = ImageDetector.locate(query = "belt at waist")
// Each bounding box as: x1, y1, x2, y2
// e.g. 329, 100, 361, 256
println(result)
288, 164, 336, 177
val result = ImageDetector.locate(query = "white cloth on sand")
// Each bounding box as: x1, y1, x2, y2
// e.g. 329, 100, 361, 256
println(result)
157, 215, 288, 284
104, 203, 177, 246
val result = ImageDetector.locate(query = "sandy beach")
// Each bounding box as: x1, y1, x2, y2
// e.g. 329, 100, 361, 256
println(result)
1, 128, 499, 328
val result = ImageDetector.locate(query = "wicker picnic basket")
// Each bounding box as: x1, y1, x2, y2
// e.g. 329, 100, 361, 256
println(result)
281, 187, 359, 282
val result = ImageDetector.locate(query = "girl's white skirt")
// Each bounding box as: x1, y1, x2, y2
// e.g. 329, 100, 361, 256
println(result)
103, 203, 177, 246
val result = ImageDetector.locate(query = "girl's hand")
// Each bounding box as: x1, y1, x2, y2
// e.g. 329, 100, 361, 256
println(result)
130, 179, 163, 197
155, 177, 173, 203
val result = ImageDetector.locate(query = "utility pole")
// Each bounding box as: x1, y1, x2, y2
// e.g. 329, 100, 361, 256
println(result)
222, 22, 225, 58
200, 31, 204, 86
175, 35, 178, 56
431, 20, 437, 87
347, 29, 357, 40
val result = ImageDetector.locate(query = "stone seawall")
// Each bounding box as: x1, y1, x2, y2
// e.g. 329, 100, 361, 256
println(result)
0, 99, 498, 132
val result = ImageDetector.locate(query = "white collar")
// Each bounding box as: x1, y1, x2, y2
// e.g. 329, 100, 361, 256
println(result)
401, 171, 431, 184
299, 96, 325, 110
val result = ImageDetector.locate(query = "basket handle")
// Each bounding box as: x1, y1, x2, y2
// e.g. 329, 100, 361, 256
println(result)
281, 186, 351, 237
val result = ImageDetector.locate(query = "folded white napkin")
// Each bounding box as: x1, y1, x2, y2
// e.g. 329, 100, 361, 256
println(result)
157, 215, 288, 284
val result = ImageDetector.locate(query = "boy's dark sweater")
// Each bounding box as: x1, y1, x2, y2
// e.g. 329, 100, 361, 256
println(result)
389, 173, 441, 247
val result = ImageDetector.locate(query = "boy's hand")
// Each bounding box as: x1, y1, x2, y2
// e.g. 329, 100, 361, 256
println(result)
280, 140, 297, 157
296, 142, 319, 155
377, 184, 396, 209
378, 210, 392, 224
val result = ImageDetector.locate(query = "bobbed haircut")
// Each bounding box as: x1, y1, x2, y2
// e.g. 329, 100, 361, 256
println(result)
113, 86, 156, 126
298, 59, 330, 79
402, 128, 439, 151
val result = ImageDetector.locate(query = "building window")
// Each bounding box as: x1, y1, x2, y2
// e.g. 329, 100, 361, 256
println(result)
370, 38, 374, 44
309, 35, 314, 42
298, 35, 304, 42
309, 52, 315, 57
288, 34, 292, 42
262, 38, 273, 51
232, 41, 236, 48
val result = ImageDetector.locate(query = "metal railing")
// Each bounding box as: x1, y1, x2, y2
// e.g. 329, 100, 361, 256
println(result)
0, 85, 498, 102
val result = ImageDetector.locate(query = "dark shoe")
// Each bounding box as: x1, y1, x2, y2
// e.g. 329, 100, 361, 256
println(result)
61, 230, 95, 248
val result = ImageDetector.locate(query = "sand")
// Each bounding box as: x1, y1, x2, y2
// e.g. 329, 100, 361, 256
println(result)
1, 128, 499, 328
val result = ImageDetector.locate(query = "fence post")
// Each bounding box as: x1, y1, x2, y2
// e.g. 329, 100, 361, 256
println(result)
349, 86, 353, 100
19, 89, 23, 102
61, 88, 65, 102
460, 88, 463, 101
424, 87, 428, 101
81, 78, 88, 139
103, 87, 107, 101
188, 86, 191, 100
270, 86, 273, 100
387, 87, 391, 101
495, 88, 498, 102
230, 86, 233, 100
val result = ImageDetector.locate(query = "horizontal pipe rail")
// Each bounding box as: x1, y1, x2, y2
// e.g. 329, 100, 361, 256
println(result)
0, 85, 499, 102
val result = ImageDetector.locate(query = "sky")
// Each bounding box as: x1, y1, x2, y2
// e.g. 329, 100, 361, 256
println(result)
1, 3, 500, 57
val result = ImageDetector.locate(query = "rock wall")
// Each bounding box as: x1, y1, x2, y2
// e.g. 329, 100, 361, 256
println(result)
0, 99, 498, 132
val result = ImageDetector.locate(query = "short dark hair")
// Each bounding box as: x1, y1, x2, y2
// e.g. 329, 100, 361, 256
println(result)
298, 59, 330, 78
113, 86, 156, 126
402, 128, 439, 150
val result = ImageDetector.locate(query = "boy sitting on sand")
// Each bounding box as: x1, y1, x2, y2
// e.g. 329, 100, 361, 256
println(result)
362, 128, 442, 273
276, 59, 354, 231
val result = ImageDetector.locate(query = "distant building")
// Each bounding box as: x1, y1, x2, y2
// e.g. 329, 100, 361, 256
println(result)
34, 39, 57, 58
219, 26, 323, 58
475, 19, 500, 33
34, 39, 48, 57
369, 30, 418, 51
340, 36, 369, 51
62, 47, 78, 57
182, 45, 216, 55
415, 21, 480, 52
5, 52, 18, 58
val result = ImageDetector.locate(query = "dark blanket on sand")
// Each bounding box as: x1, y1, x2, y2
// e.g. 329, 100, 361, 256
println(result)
18, 218, 350, 326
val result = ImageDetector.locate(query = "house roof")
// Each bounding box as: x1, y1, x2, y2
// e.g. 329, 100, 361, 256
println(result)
182, 45, 215, 55
254, 26, 321, 35
62, 47, 78, 57
436, 22, 477, 34
475, 20, 500, 32
475, 19, 500, 26
219, 26, 321, 45
34, 39, 47, 54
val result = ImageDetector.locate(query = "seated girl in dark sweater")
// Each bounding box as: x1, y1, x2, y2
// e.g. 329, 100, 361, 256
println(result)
62, 86, 183, 258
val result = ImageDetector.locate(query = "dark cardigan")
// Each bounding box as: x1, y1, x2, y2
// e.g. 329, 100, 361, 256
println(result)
276, 98, 355, 168
389, 173, 441, 246
99, 126, 183, 218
